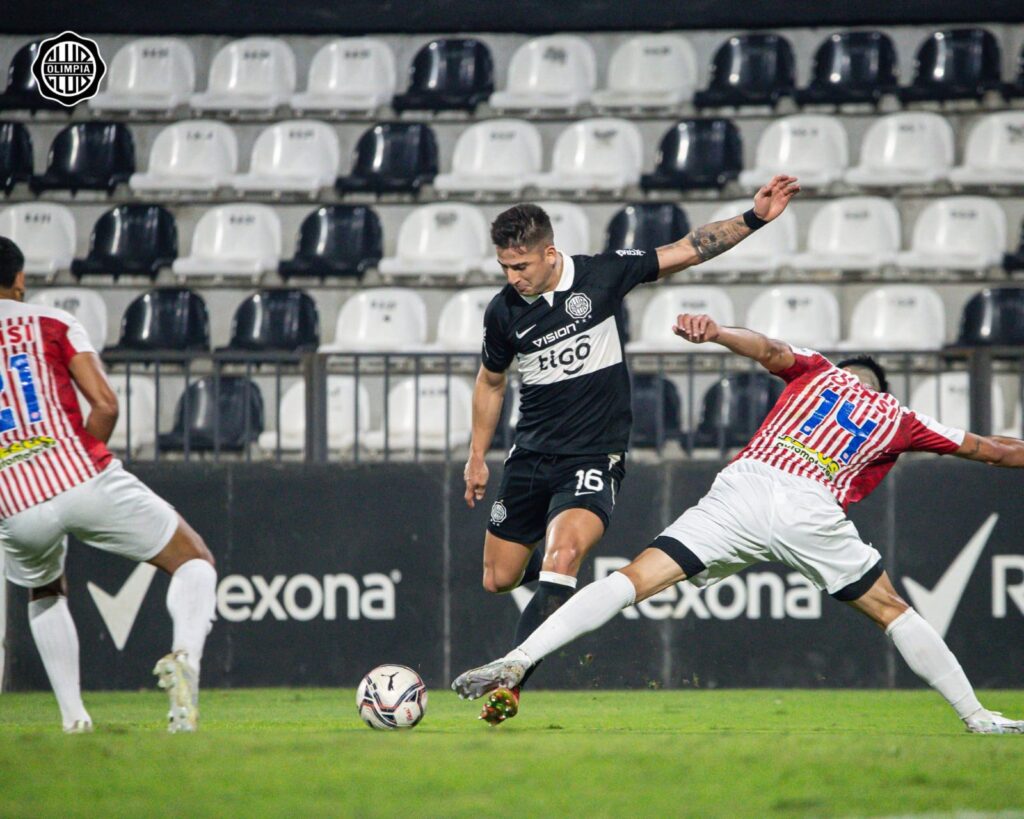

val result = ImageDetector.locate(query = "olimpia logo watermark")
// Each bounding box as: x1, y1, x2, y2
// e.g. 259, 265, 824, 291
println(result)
31, 31, 106, 106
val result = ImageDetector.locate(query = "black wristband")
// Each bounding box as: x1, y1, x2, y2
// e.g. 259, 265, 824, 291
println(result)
743, 208, 769, 231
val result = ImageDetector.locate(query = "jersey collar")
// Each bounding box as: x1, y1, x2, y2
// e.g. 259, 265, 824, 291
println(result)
518, 252, 575, 306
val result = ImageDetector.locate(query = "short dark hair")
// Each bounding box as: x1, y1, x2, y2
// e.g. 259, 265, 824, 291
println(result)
490, 204, 554, 250
0, 236, 24, 288
837, 355, 889, 394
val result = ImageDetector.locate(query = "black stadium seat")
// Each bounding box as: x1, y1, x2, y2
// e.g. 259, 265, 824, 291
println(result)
0, 121, 32, 195
900, 28, 1003, 104
392, 38, 494, 113
641, 119, 742, 192
0, 42, 70, 113
71, 205, 177, 281
692, 372, 784, 448
335, 123, 438, 195
114, 288, 210, 352
279, 205, 383, 281
694, 33, 795, 109
31, 123, 135, 195
605, 203, 689, 253
1004, 221, 1024, 272
220, 289, 320, 354
795, 31, 899, 107
956, 288, 1024, 347
631, 375, 681, 448
159, 376, 264, 452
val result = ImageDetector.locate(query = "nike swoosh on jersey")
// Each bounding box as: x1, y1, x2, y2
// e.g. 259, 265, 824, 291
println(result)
515, 324, 537, 339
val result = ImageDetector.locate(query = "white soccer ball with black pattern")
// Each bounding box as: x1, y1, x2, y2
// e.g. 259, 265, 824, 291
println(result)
356, 664, 428, 729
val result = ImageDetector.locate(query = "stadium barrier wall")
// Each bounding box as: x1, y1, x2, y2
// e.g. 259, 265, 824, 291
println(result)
4, 458, 1022, 693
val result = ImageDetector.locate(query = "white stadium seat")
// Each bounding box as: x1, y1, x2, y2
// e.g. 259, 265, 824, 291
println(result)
489, 35, 596, 111
291, 38, 396, 113
896, 197, 1006, 270
543, 201, 592, 257
591, 34, 697, 110
321, 288, 428, 352
791, 197, 900, 271
28, 288, 109, 351
362, 376, 473, 452
626, 287, 735, 353
431, 288, 500, 352
129, 120, 238, 193
739, 114, 849, 188
695, 200, 797, 274
258, 377, 371, 452
746, 286, 840, 349
949, 112, 1024, 187
230, 120, 340, 194
532, 118, 643, 193
909, 372, 1005, 432
844, 112, 954, 187
0, 204, 75, 278
838, 286, 945, 351
172, 204, 282, 279
378, 204, 490, 278
191, 37, 296, 112
89, 38, 195, 112
106, 375, 157, 453
434, 120, 543, 196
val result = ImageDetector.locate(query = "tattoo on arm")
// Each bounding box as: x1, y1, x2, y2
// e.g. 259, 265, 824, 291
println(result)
685, 215, 752, 263
969, 436, 983, 457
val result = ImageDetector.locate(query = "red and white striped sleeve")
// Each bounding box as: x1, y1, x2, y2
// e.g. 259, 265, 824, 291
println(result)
42, 313, 96, 366
901, 409, 965, 455
773, 346, 832, 384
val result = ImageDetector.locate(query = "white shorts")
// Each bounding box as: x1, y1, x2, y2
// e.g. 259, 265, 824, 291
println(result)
652, 460, 882, 598
0, 460, 179, 589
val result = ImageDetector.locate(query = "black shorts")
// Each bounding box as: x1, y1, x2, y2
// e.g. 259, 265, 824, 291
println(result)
486, 447, 626, 546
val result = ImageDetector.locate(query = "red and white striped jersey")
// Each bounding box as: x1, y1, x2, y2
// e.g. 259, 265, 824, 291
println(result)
0, 299, 112, 518
735, 348, 965, 510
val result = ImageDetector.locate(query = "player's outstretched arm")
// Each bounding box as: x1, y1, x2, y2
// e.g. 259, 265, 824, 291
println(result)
954, 432, 1024, 467
68, 352, 119, 444
464, 365, 508, 508
654, 174, 800, 278
672, 313, 796, 373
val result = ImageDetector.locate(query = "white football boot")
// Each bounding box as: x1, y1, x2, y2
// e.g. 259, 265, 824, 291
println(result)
63, 719, 93, 734
964, 710, 1024, 734
153, 650, 199, 733
451, 653, 530, 700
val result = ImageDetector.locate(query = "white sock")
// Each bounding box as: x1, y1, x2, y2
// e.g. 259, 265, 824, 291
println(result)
166, 559, 217, 675
515, 571, 636, 665
886, 608, 983, 720
28, 596, 91, 729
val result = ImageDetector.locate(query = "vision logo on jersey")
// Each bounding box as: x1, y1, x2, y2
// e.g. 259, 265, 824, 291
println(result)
565, 292, 593, 320
31, 32, 107, 106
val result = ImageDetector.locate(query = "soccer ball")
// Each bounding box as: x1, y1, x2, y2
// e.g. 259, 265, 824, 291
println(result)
356, 664, 428, 729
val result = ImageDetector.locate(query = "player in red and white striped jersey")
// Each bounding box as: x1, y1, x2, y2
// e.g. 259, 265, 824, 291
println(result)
0, 238, 216, 734
454, 313, 1024, 734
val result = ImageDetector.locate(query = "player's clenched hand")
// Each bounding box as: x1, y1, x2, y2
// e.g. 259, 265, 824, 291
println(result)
673, 313, 720, 344
753, 174, 800, 222
464, 454, 489, 508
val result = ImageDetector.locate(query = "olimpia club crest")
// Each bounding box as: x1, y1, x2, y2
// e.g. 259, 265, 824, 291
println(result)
565, 292, 593, 320
31, 32, 106, 107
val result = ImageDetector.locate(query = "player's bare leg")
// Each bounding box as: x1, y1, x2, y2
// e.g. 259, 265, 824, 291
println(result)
481, 531, 537, 594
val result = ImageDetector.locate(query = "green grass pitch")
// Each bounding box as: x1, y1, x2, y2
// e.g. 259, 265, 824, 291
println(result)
2, 688, 1023, 817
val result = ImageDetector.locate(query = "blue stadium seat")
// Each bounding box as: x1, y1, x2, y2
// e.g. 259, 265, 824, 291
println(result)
71, 205, 177, 281
631, 375, 681, 448
692, 372, 784, 448
640, 119, 742, 192
694, 33, 796, 109
1004, 42, 1024, 100
604, 203, 689, 252
0, 42, 69, 113
0, 121, 32, 195
114, 288, 210, 351
900, 28, 1003, 104
279, 205, 383, 281
31, 123, 135, 195
159, 376, 264, 452
335, 123, 438, 195
957, 288, 1024, 346
392, 39, 494, 113
795, 31, 899, 107
220, 289, 320, 353
1005, 221, 1024, 272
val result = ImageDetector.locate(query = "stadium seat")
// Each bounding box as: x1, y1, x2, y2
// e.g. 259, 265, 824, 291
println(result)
532, 118, 643, 193
794, 31, 899, 107
693, 372, 784, 448
0, 203, 75, 277
489, 35, 596, 111
230, 120, 340, 195
191, 38, 295, 112
433, 119, 542, 196
105, 374, 157, 453
172, 204, 281, 279
379, 204, 490, 278
0, 42, 67, 112
897, 197, 1006, 271
0, 121, 32, 195
630, 375, 682, 448
159, 376, 264, 452
1005, 221, 1024, 272
89, 38, 195, 112
604, 203, 689, 252
790, 196, 901, 271
640, 119, 743, 192
258, 376, 372, 452
71, 205, 177, 281
291, 38, 396, 113
543, 201, 591, 256
626, 286, 734, 353
392, 38, 493, 113
949, 112, 1024, 187
694, 200, 797, 274
431, 287, 500, 352
220, 289, 319, 353
322, 288, 428, 352
129, 120, 238, 193
114, 287, 210, 351
956, 288, 1024, 346
335, 123, 438, 195
844, 112, 954, 188
279, 205, 382, 281
27, 288, 108, 351
900, 28, 1003, 104
1005, 43, 1024, 100
362, 375, 473, 452
739, 114, 849, 188
31, 123, 135, 195
909, 373, 1004, 432
694, 33, 796, 109
591, 34, 697, 110
838, 286, 945, 351
745, 286, 840, 349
